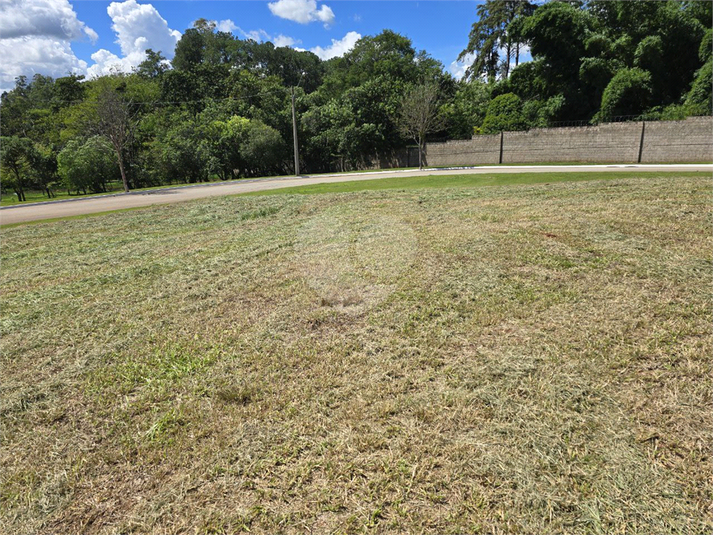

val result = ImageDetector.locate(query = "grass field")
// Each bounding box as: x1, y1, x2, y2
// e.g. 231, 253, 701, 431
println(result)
243, 170, 710, 197
1, 174, 711, 533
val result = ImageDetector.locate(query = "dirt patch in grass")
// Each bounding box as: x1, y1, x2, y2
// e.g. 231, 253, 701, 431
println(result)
1, 176, 711, 534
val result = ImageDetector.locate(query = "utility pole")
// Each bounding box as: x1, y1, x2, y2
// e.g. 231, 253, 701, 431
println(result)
291, 87, 300, 176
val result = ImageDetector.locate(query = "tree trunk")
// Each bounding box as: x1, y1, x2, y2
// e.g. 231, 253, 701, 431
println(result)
515, 43, 520, 67
12, 168, 25, 201
117, 153, 129, 192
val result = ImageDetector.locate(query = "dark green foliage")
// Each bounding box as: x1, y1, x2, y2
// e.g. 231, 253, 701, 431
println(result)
483, 0, 711, 125
29, 143, 59, 197
442, 80, 491, 139
0, 136, 35, 201
699, 29, 712, 63
460, 0, 536, 81
481, 93, 527, 133
522, 95, 565, 128
598, 68, 653, 119
172, 21, 324, 94
522, 2, 593, 71
136, 49, 169, 79
57, 137, 119, 194
685, 59, 713, 116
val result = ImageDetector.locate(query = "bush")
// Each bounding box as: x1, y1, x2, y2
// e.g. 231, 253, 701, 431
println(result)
598, 68, 653, 119
57, 137, 119, 194
481, 93, 527, 134
684, 59, 713, 116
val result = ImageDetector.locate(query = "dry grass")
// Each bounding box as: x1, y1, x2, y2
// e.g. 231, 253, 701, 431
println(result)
1, 175, 711, 534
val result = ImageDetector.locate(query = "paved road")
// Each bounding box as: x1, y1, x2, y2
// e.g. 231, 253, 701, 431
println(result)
2, 164, 711, 225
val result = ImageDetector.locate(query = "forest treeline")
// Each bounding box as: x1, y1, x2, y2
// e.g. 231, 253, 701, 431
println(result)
1, 1, 711, 201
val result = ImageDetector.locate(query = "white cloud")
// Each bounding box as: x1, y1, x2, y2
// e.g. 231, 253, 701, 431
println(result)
107, 0, 180, 58
449, 46, 532, 81
201, 19, 301, 49
87, 0, 181, 78
449, 52, 475, 81
244, 29, 271, 42
514, 44, 532, 63
273, 34, 299, 48
216, 19, 238, 34
310, 31, 361, 60
0, 36, 88, 92
268, 0, 335, 26
0, 0, 97, 42
0, 0, 94, 93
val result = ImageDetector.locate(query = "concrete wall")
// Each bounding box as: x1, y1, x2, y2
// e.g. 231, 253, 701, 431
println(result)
422, 117, 713, 167
641, 117, 713, 163
502, 122, 642, 164
426, 135, 501, 166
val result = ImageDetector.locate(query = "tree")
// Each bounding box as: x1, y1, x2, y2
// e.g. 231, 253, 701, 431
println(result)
598, 68, 653, 119
398, 84, 446, 169
94, 85, 137, 192
481, 93, 527, 134
173, 28, 207, 71
684, 59, 712, 116
442, 80, 490, 139
136, 49, 169, 79
0, 136, 35, 201
460, 0, 535, 82
53, 74, 85, 107
29, 143, 59, 198
241, 120, 286, 176
57, 137, 118, 195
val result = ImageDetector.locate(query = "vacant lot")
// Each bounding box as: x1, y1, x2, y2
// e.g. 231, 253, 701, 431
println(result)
1, 175, 711, 534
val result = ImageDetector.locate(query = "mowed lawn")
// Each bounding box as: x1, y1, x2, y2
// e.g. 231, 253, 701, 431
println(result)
1, 174, 711, 534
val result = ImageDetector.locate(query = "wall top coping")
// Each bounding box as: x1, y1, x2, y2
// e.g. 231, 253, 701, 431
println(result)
467, 116, 712, 140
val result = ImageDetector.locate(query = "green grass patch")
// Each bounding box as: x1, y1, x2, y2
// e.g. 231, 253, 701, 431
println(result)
244, 170, 711, 196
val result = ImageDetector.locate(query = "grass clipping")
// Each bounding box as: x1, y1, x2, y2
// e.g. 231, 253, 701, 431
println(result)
1, 175, 711, 534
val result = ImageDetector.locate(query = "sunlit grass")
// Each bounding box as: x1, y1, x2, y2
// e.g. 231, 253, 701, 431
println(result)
1, 175, 711, 534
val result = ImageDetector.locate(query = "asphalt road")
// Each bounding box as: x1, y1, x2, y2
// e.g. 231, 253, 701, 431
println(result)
2, 164, 711, 225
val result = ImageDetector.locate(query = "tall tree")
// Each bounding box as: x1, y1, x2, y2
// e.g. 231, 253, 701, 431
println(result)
136, 49, 169, 79
0, 136, 35, 201
94, 86, 137, 192
460, 0, 535, 82
398, 83, 446, 169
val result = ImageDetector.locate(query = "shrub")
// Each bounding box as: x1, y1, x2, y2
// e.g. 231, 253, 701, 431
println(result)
481, 93, 527, 134
598, 68, 653, 119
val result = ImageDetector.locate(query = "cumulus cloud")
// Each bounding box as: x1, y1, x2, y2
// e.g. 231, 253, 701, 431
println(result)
273, 35, 299, 47
216, 19, 238, 34
268, 0, 335, 26
87, 0, 181, 78
310, 31, 361, 60
0, 36, 88, 91
244, 30, 300, 48
449, 52, 475, 81
213, 21, 301, 48
0, 0, 95, 93
0, 0, 97, 42
244, 29, 271, 42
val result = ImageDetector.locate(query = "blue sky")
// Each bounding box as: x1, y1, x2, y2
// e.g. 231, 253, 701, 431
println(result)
0, 0, 490, 92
